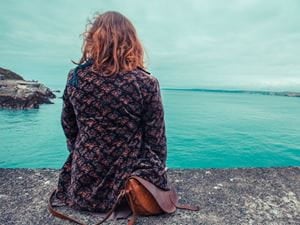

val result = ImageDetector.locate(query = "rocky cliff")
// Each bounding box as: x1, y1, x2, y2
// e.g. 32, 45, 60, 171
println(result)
0, 67, 56, 109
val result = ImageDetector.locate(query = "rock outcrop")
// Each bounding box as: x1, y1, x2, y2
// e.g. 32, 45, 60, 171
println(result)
0, 67, 24, 80
0, 67, 56, 109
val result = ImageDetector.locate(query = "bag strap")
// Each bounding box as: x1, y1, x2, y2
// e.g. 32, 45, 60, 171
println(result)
119, 179, 200, 225
48, 183, 200, 225
94, 189, 130, 225
168, 185, 200, 211
48, 189, 129, 225
172, 199, 200, 211
48, 189, 87, 225
123, 189, 137, 225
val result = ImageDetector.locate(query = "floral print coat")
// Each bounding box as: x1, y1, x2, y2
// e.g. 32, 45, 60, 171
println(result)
55, 62, 169, 213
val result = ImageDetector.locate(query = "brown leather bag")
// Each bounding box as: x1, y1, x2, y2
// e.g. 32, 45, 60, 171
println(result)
48, 175, 200, 225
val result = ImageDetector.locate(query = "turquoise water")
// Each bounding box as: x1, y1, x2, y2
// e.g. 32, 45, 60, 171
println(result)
1, 88, 299, 168
1, 1, 300, 169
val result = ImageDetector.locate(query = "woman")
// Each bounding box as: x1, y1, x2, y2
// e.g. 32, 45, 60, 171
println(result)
53, 11, 169, 219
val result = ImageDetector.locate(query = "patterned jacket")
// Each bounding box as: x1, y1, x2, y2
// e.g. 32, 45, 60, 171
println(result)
55, 61, 169, 212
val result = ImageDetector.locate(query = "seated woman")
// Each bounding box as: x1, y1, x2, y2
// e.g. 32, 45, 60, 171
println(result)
52, 11, 170, 220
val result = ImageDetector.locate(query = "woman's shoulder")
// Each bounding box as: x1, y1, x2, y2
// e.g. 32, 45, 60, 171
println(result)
65, 63, 160, 90
131, 67, 160, 87
65, 60, 94, 87
123, 68, 161, 99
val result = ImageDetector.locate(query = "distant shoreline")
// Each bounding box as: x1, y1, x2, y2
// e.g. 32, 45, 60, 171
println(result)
162, 88, 300, 98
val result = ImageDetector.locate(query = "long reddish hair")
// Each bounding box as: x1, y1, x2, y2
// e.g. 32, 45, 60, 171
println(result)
76, 11, 145, 76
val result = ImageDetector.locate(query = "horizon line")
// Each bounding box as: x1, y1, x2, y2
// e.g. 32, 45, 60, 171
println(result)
161, 87, 300, 97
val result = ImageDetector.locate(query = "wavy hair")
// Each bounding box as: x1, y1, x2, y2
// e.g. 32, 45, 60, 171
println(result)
75, 11, 145, 76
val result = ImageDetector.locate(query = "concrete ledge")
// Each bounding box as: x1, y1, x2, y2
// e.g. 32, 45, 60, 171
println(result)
0, 167, 299, 225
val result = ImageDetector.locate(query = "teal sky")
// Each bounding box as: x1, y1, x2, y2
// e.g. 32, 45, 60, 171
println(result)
1, 0, 300, 91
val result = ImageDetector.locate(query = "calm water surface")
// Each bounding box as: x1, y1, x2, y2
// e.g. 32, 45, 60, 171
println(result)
1, 88, 299, 168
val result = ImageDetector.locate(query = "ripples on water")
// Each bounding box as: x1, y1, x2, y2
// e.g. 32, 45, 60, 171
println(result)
0, 90, 299, 168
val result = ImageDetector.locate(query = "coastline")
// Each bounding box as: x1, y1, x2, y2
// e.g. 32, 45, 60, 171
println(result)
0, 67, 56, 109
162, 88, 300, 98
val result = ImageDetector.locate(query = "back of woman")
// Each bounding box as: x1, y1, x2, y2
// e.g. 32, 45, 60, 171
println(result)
54, 11, 169, 213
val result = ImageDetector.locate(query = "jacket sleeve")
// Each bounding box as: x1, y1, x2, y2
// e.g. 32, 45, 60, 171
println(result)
141, 76, 167, 166
61, 70, 78, 152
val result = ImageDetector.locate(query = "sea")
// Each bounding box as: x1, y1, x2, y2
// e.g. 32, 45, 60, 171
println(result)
0, 86, 300, 169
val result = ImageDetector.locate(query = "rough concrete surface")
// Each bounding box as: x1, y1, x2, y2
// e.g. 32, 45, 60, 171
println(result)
0, 167, 299, 225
